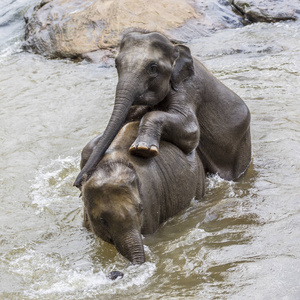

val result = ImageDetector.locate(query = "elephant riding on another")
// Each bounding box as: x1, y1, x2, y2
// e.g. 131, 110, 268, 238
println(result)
80, 120, 205, 264
74, 31, 251, 188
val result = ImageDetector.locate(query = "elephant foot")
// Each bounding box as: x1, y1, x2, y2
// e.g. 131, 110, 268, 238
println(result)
129, 142, 159, 158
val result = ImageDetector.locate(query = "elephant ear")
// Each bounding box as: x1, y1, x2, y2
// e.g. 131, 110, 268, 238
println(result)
171, 45, 194, 91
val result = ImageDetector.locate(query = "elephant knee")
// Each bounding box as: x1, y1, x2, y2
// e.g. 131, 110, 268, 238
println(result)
180, 123, 200, 154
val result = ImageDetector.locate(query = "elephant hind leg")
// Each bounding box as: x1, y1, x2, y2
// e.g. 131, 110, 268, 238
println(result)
232, 129, 252, 179
197, 128, 251, 181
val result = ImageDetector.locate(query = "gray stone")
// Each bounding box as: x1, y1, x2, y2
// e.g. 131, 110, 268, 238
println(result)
230, 0, 299, 23
23, 0, 243, 61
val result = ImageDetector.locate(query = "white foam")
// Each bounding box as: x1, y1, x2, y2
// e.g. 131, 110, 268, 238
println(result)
0, 41, 23, 60
8, 249, 109, 297
206, 173, 237, 197
8, 247, 156, 298
30, 156, 79, 212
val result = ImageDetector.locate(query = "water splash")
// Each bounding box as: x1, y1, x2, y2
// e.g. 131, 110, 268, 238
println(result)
30, 156, 79, 213
6, 246, 156, 299
206, 173, 237, 197
0, 41, 23, 60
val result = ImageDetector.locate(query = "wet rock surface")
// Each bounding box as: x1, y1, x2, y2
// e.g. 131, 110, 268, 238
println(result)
22, 0, 243, 61
23, 0, 299, 62
230, 0, 299, 23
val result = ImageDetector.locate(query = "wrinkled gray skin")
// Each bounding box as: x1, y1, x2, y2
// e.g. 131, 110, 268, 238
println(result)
81, 121, 205, 264
74, 31, 251, 187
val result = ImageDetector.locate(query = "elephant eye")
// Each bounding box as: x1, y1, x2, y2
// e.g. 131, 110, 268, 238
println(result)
100, 217, 108, 227
148, 63, 159, 76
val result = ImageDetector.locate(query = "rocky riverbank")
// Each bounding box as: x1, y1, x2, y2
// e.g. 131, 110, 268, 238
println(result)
230, 0, 299, 23
23, 0, 299, 63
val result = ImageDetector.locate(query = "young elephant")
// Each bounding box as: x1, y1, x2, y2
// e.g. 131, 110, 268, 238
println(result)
81, 121, 205, 264
74, 31, 251, 187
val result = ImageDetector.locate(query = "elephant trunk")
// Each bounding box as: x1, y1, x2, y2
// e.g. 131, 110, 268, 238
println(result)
115, 230, 145, 265
74, 80, 137, 187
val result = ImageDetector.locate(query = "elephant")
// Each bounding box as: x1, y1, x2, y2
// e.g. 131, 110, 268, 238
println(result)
80, 120, 205, 264
74, 31, 251, 188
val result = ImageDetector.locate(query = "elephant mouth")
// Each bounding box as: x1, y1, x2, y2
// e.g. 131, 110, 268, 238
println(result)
93, 228, 114, 245
101, 235, 114, 245
137, 91, 162, 106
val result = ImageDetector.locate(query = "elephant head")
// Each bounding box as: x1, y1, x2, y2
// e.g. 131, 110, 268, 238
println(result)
74, 31, 194, 187
82, 161, 145, 264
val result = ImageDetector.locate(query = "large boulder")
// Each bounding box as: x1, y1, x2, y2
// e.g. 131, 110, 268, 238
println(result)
230, 0, 299, 23
23, 0, 243, 62
23, 0, 299, 63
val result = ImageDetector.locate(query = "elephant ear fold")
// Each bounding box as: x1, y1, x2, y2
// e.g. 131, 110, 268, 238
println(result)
171, 45, 194, 91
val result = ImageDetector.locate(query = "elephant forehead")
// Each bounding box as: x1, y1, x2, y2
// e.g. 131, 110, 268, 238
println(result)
90, 202, 124, 219
89, 190, 138, 220
120, 44, 169, 66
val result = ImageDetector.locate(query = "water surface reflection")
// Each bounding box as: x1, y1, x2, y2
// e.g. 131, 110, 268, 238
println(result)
0, 8, 300, 299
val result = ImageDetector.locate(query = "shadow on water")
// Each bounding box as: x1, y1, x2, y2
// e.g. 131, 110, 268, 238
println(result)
137, 162, 261, 298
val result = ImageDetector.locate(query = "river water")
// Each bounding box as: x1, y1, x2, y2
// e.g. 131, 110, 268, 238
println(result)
1, 1, 300, 299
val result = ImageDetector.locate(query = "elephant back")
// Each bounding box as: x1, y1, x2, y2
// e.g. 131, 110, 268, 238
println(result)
100, 121, 205, 233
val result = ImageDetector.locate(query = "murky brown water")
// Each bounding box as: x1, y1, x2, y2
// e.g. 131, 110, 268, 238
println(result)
1, 1, 300, 299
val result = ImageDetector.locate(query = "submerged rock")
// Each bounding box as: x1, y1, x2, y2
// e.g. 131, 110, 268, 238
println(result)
230, 0, 299, 23
23, 0, 243, 62
108, 270, 124, 280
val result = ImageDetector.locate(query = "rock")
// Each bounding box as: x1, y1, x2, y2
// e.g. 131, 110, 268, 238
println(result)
22, 0, 300, 62
108, 270, 124, 280
230, 0, 299, 23
23, 0, 243, 62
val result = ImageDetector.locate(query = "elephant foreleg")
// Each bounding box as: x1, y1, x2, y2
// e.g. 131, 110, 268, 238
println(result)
79, 106, 149, 170
129, 108, 200, 157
